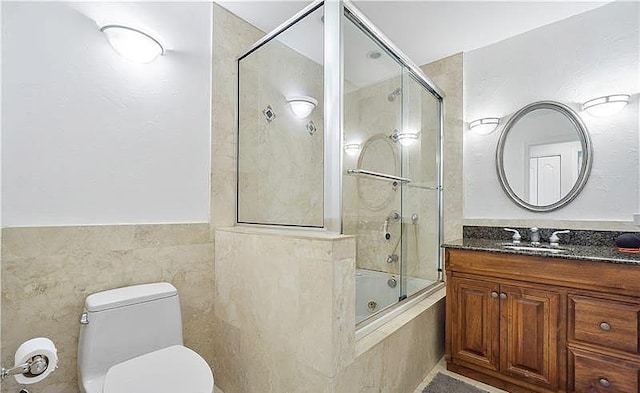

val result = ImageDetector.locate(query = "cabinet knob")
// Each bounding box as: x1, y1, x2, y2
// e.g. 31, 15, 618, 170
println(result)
491, 291, 499, 298
499, 293, 507, 300
599, 322, 611, 331
599, 378, 611, 388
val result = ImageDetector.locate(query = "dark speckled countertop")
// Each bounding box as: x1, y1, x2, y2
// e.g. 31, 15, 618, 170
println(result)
443, 226, 640, 265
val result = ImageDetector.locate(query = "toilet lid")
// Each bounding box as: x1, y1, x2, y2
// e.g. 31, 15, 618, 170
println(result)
103, 345, 213, 393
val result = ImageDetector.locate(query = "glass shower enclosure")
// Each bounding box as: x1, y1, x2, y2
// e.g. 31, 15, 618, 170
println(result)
236, 0, 444, 327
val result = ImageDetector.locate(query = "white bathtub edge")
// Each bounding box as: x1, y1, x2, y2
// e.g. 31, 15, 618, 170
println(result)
355, 283, 446, 356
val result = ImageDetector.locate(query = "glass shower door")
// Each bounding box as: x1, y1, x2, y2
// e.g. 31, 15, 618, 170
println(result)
400, 71, 442, 299
342, 13, 405, 324
342, 6, 443, 327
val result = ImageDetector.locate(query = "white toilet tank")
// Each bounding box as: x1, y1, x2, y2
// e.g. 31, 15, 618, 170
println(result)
78, 283, 184, 393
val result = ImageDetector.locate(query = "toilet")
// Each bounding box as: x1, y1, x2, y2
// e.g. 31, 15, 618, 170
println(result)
77, 282, 214, 393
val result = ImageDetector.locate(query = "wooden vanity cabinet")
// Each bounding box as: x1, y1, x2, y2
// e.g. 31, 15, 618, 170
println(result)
449, 274, 560, 392
445, 248, 640, 393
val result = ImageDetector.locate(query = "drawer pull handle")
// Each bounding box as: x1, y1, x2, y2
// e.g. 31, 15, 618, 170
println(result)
599, 378, 611, 388
491, 291, 498, 298
599, 322, 611, 331
499, 293, 507, 300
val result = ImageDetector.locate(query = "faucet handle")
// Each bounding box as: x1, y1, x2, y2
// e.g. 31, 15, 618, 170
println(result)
503, 228, 521, 244
549, 230, 570, 247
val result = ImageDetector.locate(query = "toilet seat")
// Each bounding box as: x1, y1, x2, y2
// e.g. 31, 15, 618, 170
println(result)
103, 345, 213, 393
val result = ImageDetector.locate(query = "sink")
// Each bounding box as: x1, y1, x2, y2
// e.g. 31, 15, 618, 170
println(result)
502, 245, 568, 254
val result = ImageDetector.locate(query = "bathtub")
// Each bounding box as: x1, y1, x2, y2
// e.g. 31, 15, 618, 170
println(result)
355, 268, 435, 325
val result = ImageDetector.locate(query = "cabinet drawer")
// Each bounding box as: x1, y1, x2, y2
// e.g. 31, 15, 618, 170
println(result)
570, 295, 640, 353
571, 348, 639, 393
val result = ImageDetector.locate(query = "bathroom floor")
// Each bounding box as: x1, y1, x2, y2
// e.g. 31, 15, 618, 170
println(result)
414, 358, 508, 393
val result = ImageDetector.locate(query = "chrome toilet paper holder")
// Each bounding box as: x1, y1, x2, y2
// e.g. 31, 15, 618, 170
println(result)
0, 355, 49, 383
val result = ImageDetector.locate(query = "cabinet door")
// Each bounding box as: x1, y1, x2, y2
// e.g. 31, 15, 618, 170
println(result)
500, 284, 560, 390
450, 276, 500, 371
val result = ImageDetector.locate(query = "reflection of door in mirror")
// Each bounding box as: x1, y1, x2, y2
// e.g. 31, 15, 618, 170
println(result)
527, 141, 581, 205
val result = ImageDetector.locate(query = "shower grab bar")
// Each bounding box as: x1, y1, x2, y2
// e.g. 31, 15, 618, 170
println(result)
346, 168, 411, 183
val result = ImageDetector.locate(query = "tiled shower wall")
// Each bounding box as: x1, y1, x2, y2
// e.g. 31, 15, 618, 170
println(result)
237, 22, 325, 227
421, 53, 464, 244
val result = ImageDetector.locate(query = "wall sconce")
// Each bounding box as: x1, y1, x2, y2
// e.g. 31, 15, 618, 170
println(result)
101, 25, 164, 63
390, 129, 419, 147
469, 118, 500, 135
582, 94, 630, 117
344, 143, 361, 156
286, 96, 317, 119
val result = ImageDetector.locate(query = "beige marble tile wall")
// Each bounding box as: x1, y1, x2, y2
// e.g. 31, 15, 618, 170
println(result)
211, 4, 263, 232
237, 12, 325, 227
1, 224, 214, 393
421, 53, 464, 244
332, 296, 445, 392
213, 226, 445, 393
213, 227, 356, 392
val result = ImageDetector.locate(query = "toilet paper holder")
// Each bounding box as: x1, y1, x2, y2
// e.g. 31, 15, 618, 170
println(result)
0, 355, 49, 383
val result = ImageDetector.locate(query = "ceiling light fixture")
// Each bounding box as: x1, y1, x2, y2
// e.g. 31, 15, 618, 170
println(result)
469, 118, 500, 135
287, 96, 317, 119
582, 94, 630, 117
101, 25, 164, 63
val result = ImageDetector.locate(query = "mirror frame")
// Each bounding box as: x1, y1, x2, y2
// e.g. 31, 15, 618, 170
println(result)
496, 101, 593, 212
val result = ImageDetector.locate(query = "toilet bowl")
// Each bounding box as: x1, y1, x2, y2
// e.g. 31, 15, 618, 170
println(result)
77, 283, 214, 393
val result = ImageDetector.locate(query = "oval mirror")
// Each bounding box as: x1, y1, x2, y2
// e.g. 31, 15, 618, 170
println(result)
496, 101, 593, 212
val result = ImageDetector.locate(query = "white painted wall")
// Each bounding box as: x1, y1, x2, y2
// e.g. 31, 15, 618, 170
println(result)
1, 2, 212, 227
464, 1, 639, 222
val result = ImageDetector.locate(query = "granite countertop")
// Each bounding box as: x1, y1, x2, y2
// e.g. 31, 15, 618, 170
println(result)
443, 238, 640, 265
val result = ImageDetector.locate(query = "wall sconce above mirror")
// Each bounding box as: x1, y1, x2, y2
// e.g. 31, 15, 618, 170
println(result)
496, 101, 593, 212
582, 94, 630, 117
469, 117, 500, 135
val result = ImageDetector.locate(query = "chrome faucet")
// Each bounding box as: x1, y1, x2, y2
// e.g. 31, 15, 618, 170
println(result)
503, 228, 521, 244
549, 230, 570, 247
530, 227, 540, 245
